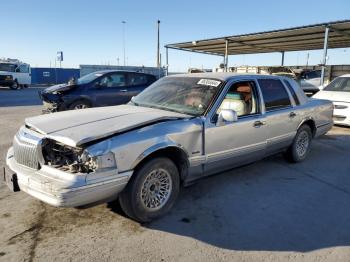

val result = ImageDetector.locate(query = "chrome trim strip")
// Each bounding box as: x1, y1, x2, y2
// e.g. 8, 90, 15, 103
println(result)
206, 141, 266, 163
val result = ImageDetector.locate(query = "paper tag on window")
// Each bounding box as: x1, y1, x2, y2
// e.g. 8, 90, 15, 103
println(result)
197, 79, 221, 87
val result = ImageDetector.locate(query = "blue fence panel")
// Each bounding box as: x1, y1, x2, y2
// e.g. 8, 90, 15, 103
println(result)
31, 68, 80, 85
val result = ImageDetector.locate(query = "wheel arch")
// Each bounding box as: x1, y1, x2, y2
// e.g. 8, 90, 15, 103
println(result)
298, 118, 316, 137
131, 143, 190, 183
68, 96, 93, 108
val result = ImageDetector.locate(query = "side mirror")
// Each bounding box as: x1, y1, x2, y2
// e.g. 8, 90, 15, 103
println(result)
216, 109, 238, 126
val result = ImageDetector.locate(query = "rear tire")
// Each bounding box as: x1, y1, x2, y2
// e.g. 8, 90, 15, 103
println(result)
68, 100, 91, 110
284, 125, 312, 163
119, 157, 180, 222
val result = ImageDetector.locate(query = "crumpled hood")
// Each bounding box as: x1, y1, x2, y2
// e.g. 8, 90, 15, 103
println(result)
313, 90, 350, 103
43, 83, 75, 93
25, 105, 190, 147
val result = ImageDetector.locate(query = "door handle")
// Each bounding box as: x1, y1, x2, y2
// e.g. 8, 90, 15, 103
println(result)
289, 112, 297, 118
254, 120, 266, 127
120, 89, 128, 92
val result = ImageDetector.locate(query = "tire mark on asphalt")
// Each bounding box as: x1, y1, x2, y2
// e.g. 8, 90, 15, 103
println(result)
27, 202, 46, 262
6, 202, 47, 262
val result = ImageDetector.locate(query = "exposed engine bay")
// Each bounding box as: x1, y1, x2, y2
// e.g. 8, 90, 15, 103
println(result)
42, 139, 96, 173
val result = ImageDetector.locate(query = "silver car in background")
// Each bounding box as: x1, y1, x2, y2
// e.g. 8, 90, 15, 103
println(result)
4, 73, 333, 222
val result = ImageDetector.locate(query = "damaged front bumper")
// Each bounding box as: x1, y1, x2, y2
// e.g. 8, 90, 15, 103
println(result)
5, 147, 132, 207
39, 91, 66, 113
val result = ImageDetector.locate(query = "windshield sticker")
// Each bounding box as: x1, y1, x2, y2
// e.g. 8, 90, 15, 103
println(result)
197, 79, 221, 87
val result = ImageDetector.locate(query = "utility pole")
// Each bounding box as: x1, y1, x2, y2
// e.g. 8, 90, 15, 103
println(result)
122, 21, 126, 66
157, 20, 160, 68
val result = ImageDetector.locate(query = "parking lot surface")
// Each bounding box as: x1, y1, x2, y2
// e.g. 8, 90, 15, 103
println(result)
0, 88, 350, 262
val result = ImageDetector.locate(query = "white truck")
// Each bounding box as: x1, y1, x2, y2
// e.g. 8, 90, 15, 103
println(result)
0, 58, 31, 89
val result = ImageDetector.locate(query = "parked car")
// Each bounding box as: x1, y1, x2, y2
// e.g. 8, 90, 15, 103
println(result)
0, 59, 31, 89
298, 70, 322, 94
313, 74, 350, 126
39, 70, 157, 112
4, 73, 333, 222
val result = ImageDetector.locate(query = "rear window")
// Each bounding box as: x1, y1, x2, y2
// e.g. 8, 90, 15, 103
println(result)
283, 80, 300, 105
258, 79, 292, 111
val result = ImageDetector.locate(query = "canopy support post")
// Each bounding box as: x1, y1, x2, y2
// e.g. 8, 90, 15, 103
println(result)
224, 39, 229, 72
165, 47, 169, 76
281, 51, 285, 66
320, 26, 329, 86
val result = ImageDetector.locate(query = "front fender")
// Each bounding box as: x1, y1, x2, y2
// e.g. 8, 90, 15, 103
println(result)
130, 142, 190, 170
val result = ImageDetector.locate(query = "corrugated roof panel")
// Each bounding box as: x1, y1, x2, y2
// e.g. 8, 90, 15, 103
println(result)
166, 20, 350, 56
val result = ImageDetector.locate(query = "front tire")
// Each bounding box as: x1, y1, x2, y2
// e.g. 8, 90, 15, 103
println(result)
68, 100, 91, 110
284, 125, 312, 163
119, 157, 180, 222
9, 80, 19, 90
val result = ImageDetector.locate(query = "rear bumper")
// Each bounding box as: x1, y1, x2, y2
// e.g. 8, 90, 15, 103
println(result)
5, 147, 132, 207
315, 121, 334, 137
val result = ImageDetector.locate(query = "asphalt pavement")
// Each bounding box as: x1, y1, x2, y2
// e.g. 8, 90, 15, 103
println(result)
0, 87, 350, 262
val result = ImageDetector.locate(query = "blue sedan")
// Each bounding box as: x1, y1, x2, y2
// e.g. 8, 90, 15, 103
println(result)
39, 70, 156, 112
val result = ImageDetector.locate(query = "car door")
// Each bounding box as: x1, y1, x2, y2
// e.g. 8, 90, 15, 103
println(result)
91, 72, 129, 106
126, 73, 154, 99
257, 78, 300, 155
204, 79, 267, 175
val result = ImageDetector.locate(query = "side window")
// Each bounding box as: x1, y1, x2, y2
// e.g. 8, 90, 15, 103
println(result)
258, 79, 291, 111
128, 73, 149, 86
283, 80, 300, 105
217, 81, 259, 117
99, 73, 126, 88
19, 64, 29, 73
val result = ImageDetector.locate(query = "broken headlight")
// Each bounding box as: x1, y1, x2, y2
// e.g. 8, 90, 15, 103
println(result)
42, 139, 116, 173
81, 151, 117, 172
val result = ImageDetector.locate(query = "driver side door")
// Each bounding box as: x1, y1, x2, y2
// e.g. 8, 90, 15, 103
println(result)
204, 79, 267, 175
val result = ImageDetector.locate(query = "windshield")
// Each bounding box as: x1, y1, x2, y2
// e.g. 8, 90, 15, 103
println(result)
77, 72, 103, 84
131, 76, 223, 116
0, 63, 17, 72
323, 77, 350, 92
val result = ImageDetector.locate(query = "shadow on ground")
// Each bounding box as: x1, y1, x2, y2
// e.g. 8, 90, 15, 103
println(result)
107, 132, 350, 252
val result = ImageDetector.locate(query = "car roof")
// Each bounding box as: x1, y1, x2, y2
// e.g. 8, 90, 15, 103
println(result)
167, 72, 288, 81
91, 70, 154, 75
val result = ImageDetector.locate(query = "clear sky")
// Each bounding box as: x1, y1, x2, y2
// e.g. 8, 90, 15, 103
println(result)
1, 0, 350, 72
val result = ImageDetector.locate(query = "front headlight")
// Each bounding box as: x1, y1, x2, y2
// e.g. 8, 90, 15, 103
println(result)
82, 151, 117, 172
42, 139, 117, 173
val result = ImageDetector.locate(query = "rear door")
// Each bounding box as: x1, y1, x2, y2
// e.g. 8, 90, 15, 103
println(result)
257, 78, 300, 155
91, 72, 129, 106
126, 73, 155, 98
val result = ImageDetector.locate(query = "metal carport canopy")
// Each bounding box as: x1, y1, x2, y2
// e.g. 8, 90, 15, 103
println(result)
165, 20, 350, 56
165, 20, 350, 85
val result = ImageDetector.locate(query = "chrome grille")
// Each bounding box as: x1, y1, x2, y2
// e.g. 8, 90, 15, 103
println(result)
13, 133, 40, 169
